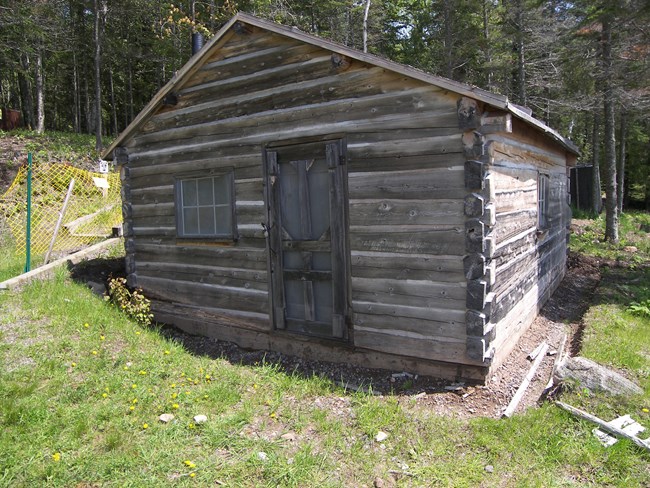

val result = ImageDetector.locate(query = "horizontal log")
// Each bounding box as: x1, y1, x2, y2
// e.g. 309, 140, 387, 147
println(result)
350, 251, 464, 282
348, 152, 466, 173
351, 276, 465, 310
352, 299, 465, 324
348, 199, 465, 226
348, 134, 462, 160
494, 187, 537, 214
487, 136, 567, 169
348, 167, 464, 200
492, 208, 538, 244
137, 261, 268, 291
349, 225, 464, 255
353, 329, 480, 366
353, 312, 466, 341
137, 275, 269, 314
135, 242, 268, 270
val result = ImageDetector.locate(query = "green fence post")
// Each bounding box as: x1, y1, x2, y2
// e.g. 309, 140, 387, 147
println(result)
24, 153, 32, 273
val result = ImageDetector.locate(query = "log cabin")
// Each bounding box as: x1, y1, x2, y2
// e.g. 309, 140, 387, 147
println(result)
103, 13, 579, 382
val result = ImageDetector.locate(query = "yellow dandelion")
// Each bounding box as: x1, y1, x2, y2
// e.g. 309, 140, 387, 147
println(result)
71, 362, 76, 367
253, 383, 258, 389
171, 393, 178, 399
204, 395, 208, 399
172, 403, 179, 409
124, 366, 129, 370
129, 405, 135, 411
142, 423, 149, 429
132, 384, 137, 389
194, 380, 199, 385
105, 387, 110, 392
92, 350, 98, 355
188, 422, 196, 429
102, 393, 108, 398
139, 370, 147, 375
100, 335, 105, 341
132, 398, 138, 404
135, 331, 141, 335
643, 408, 649, 413
185, 391, 191, 395
180, 373, 185, 377
170, 383, 176, 388
83, 323, 89, 328
164, 350, 170, 355
190, 473, 196, 478
205, 374, 211, 380
52, 452, 61, 462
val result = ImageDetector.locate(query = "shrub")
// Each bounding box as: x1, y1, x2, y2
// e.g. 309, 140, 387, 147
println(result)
106, 277, 154, 326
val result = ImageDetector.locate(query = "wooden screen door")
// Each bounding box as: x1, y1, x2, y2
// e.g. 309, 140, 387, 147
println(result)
264, 139, 348, 339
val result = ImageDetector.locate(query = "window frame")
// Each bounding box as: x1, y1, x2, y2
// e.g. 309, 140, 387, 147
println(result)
537, 172, 550, 230
174, 170, 237, 241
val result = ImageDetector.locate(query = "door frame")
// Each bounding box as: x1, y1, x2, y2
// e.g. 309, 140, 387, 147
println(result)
262, 136, 351, 341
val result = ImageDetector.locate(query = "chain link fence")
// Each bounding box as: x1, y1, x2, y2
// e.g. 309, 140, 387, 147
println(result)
0, 161, 122, 260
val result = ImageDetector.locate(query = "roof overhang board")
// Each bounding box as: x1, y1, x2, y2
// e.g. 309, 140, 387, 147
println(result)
102, 12, 579, 160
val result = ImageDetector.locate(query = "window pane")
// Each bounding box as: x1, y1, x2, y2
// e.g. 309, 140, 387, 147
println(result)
197, 177, 214, 206
183, 207, 199, 235
213, 174, 230, 205
214, 205, 232, 235
182, 180, 197, 206
198, 207, 216, 235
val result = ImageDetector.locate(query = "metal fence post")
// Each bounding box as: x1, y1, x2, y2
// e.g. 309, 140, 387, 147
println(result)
24, 153, 32, 273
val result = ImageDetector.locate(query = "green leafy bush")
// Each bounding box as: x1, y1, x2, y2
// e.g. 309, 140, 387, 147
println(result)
106, 276, 154, 326
628, 300, 650, 319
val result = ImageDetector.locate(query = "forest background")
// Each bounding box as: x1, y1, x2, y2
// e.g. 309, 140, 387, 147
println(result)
0, 0, 649, 239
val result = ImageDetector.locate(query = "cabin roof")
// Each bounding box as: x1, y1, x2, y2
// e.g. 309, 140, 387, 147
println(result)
103, 12, 579, 159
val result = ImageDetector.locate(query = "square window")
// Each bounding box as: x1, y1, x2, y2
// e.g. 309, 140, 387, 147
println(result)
175, 172, 236, 239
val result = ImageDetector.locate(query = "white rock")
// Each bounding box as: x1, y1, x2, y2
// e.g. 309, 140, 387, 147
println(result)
375, 431, 389, 442
193, 414, 208, 424
257, 451, 268, 461
159, 413, 175, 423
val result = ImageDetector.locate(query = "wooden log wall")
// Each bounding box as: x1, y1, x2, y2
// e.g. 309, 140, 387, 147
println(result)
459, 100, 571, 369
117, 24, 482, 370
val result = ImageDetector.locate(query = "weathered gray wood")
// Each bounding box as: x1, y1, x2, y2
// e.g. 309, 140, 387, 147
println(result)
350, 226, 464, 255
349, 199, 464, 226
327, 140, 350, 337
353, 299, 465, 325
348, 168, 464, 201
137, 275, 269, 314
462, 131, 486, 160
352, 277, 465, 310
555, 402, 650, 453
350, 251, 464, 282
463, 253, 486, 280
464, 193, 485, 217
457, 97, 481, 129
465, 219, 485, 253
480, 111, 512, 134
467, 279, 488, 310
137, 261, 268, 290
264, 150, 285, 329
354, 329, 478, 366
353, 312, 466, 341
464, 160, 485, 190
501, 340, 550, 418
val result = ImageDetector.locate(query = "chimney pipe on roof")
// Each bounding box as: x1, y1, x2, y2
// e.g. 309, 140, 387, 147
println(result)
191, 32, 204, 55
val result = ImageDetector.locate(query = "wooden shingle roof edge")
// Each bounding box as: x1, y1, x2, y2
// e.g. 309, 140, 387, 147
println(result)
102, 12, 580, 160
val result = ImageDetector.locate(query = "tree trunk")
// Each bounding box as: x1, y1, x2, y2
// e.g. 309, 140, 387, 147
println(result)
35, 50, 45, 134
591, 111, 602, 214
109, 67, 118, 135
128, 55, 134, 122
362, 0, 371, 53
73, 53, 80, 133
482, 0, 493, 90
19, 54, 35, 129
443, 0, 454, 79
601, 16, 618, 242
617, 110, 627, 214
515, 0, 526, 106
94, 0, 103, 152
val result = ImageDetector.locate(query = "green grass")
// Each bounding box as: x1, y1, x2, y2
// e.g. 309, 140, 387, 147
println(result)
570, 211, 650, 264
0, 228, 649, 486
1, 129, 113, 166
0, 231, 24, 282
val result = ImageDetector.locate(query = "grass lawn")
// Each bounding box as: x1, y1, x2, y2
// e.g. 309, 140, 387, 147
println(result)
0, 215, 649, 486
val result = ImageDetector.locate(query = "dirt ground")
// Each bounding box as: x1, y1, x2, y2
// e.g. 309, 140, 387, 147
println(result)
70, 247, 602, 420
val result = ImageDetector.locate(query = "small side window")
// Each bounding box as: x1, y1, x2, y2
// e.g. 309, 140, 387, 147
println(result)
175, 171, 236, 239
538, 173, 550, 229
